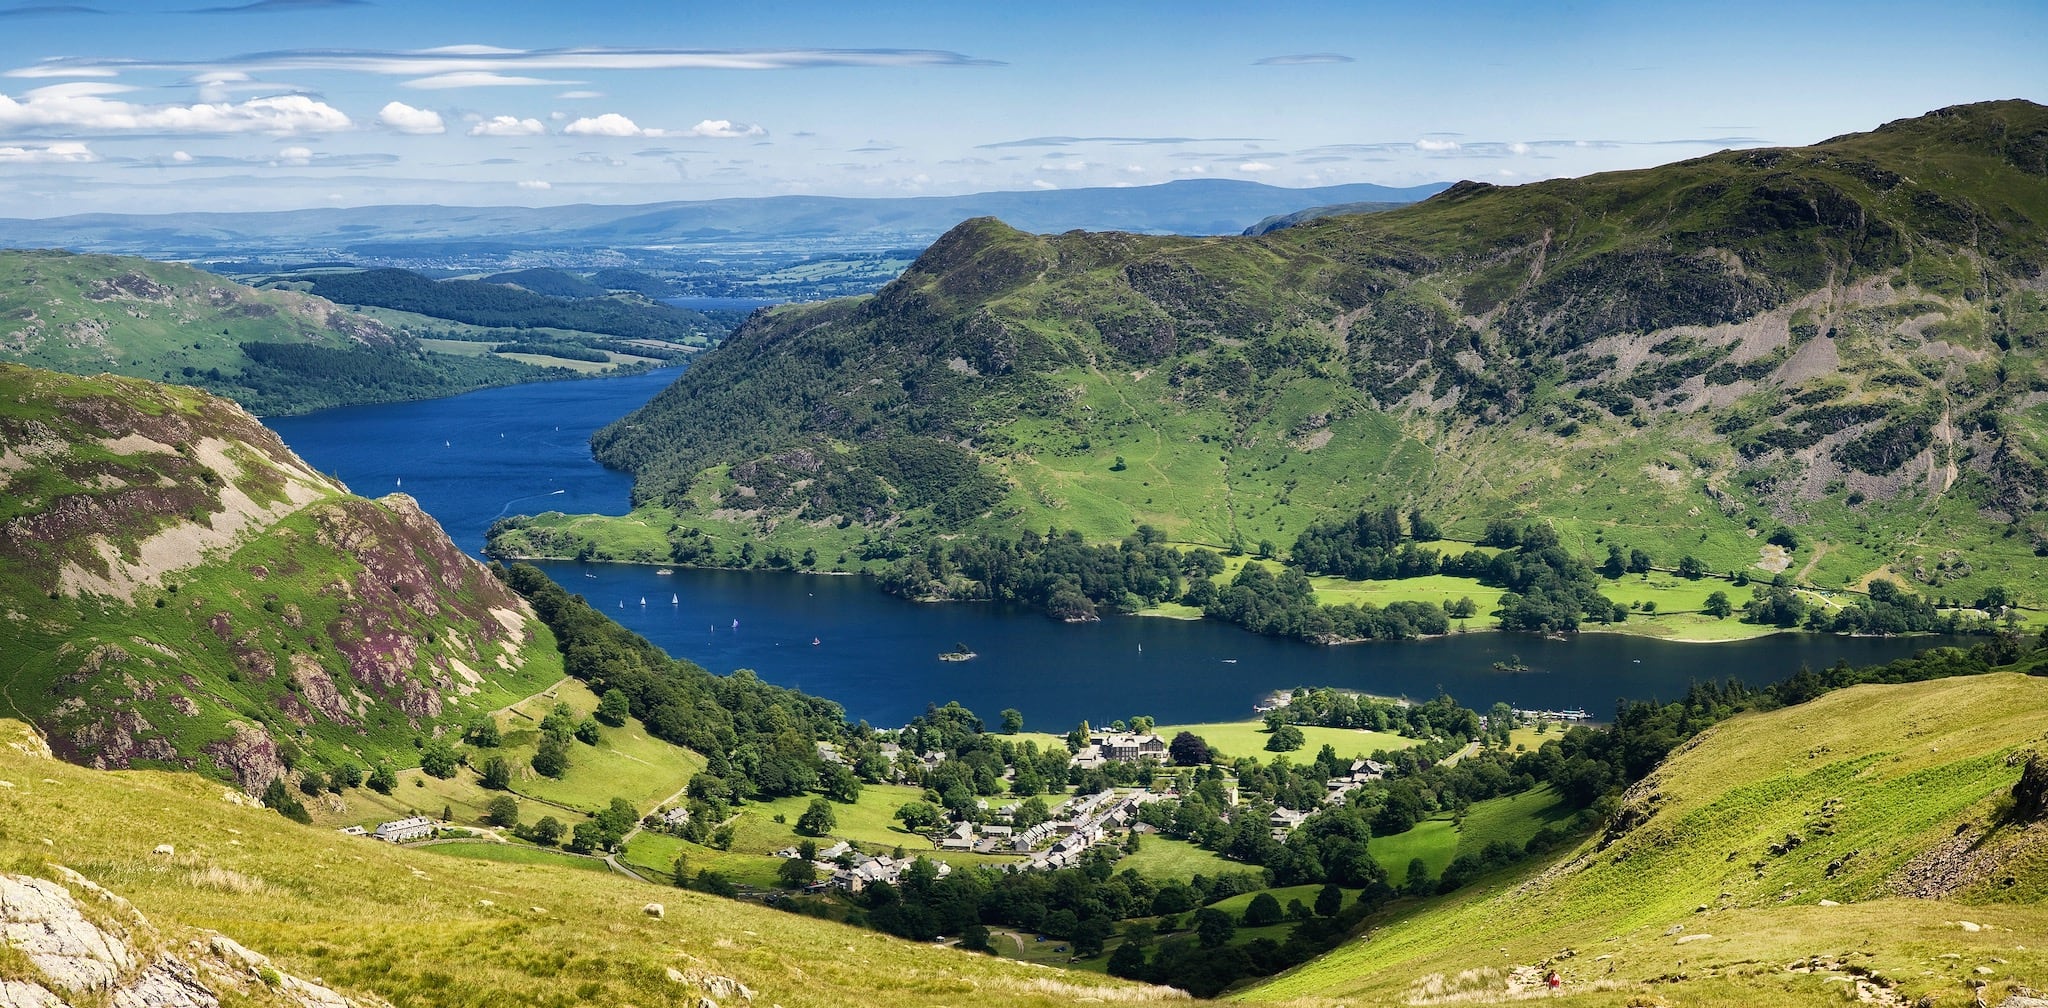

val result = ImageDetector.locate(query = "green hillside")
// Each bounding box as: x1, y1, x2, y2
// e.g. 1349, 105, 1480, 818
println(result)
0, 249, 595, 414
1245, 671, 2048, 1005
0, 363, 561, 788
0, 719, 1179, 1008
545, 100, 2048, 613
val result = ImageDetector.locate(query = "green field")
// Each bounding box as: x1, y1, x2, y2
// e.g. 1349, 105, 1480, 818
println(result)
421, 838, 612, 872
1155, 720, 1421, 762
1115, 836, 1242, 882
1366, 784, 1577, 882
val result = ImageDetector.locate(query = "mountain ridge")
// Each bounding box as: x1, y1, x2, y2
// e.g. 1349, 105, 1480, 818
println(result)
560, 99, 2048, 609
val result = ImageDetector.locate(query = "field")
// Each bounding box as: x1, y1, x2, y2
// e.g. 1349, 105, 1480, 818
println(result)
1115, 835, 1242, 882
1366, 784, 1577, 882
313, 678, 703, 833
1155, 720, 1421, 762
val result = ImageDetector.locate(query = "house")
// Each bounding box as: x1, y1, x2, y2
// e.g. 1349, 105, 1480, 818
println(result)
1267, 807, 1310, 839
1068, 732, 1167, 768
373, 816, 435, 843
337, 825, 367, 837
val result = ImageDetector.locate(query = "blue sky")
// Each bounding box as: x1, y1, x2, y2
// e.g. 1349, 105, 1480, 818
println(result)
0, 0, 2042, 216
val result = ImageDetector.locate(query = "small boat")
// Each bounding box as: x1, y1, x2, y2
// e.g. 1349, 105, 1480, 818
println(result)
812, 637, 821, 646
938, 642, 976, 661
731, 619, 739, 629
671, 594, 679, 605
656, 568, 673, 575
584, 573, 596, 578
639, 597, 646, 606
395, 477, 401, 487
1221, 658, 1238, 664
444, 440, 450, 447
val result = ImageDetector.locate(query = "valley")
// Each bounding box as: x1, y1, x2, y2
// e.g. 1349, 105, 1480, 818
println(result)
2, 69, 2047, 1006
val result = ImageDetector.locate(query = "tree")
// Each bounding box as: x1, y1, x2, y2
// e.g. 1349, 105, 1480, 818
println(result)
1314, 882, 1344, 917
999, 708, 1025, 734
1404, 857, 1432, 896
1704, 590, 1733, 618
480, 755, 512, 790
367, 761, 397, 794
1107, 940, 1149, 979
532, 815, 565, 846
1627, 548, 1653, 576
567, 820, 606, 853
797, 797, 837, 837
485, 795, 520, 828
777, 856, 818, 888
1071, 916, 1114, 958
1242, 892, 1283, 926
419, 738, 459, 779
671, 852, 690, 887
823, 763, 863, 803
1265, 724, 1306, 752
575, 716, 602, 745
1169, 731, 1214, 766
594, 688, 632, 727
466, 717, 501, 747
1194, 907, 1236, 948
1676, 555, 1706, 579
531, 734, 570, 778
261, 778, 311, 825
894, 801, 943, 832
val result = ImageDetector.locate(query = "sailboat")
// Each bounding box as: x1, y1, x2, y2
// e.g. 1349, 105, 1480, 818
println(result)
639, 597, 646, 606
671, 594, 679, 605
731, 618, 739, 629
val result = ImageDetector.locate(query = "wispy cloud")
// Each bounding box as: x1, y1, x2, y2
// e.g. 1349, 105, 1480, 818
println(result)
0, 139, 94, 161
0, 82, 351, 134
9, 45, 1002, 80
376, 100, 443, 134
403, 71, 581, 90
1254, 53, 1354, 66
0, 3, 104, 17
468, 114, 544, 136
516, 178, 550, 189
682, 118, 764, 139
978, 134, 1268, 149
192, 0, 367, 12
1237, 161, 1277, 172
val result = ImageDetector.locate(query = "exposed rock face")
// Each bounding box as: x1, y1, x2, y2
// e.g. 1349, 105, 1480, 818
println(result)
200, 721, 284, 793
0, 870, 367, 1008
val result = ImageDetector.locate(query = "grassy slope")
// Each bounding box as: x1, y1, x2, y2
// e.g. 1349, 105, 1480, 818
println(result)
0, 720, 1181, 1008
1245, 672, 2048, 1005
0, 364, 563, 781
1155, 722, 1420, 763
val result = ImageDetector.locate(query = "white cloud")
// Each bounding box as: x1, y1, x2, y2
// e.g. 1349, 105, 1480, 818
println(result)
1508, 141, 1531, 155
1123, 164, 1145, 174
468, 114, 544, 136
516, 178, 550, 189
403, 71, 580, 90
682, 118, 765, 139
1415, 138, 1461, 152
170, 149, 192, 162
0, 140, 95, 163
377, 100, 444, 134
1237, 161, 1276, 173
562, 112, 661, 137
556, 90, 603, 99
273, 144, 312, 165
1038, 158, 1087, 172
0, 83, 350, 134
1031, 179, 1057, 189
1171, 165, 1207, 175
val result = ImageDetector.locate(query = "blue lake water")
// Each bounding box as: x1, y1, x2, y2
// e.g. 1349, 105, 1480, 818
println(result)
266, 370, 1959, 731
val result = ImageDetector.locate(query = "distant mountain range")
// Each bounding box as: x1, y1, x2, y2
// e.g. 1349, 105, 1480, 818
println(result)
0, 179, 1449, 267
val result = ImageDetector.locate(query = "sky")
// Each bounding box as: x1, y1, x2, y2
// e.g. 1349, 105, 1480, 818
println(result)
0, 0, 2043, 217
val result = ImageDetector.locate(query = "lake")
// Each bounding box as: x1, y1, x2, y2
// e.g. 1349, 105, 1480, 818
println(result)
266, 371, 1960, 731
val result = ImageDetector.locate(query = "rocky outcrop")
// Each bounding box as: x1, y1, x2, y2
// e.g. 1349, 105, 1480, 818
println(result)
0, 869, 369, 1008
200, 721, 284, 793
